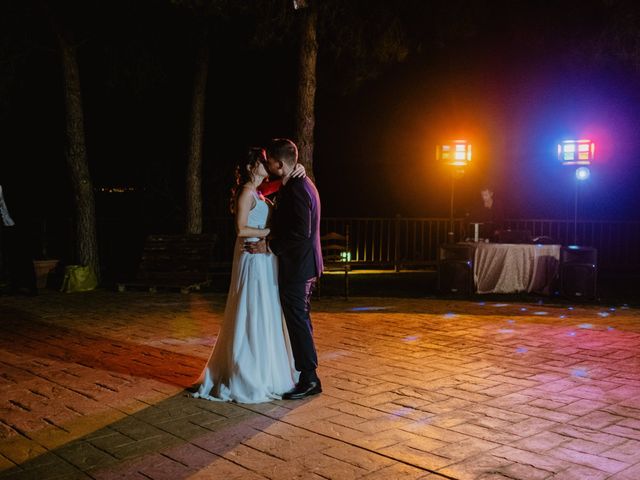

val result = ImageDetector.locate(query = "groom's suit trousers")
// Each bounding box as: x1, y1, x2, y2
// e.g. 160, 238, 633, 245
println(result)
279, 277, 318, 381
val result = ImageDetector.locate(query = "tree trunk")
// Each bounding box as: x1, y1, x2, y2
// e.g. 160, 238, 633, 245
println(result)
186, 30, 209, 235
55, 23, 100, 280
295, 4, 317, 181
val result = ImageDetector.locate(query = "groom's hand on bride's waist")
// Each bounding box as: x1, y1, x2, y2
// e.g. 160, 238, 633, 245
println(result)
244, 238, 269, 254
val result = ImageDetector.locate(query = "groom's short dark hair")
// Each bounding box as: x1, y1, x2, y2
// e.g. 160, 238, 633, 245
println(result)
267, 138, 298, 167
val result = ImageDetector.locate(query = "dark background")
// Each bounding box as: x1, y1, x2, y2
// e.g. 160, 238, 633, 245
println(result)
2, 0, 640, 232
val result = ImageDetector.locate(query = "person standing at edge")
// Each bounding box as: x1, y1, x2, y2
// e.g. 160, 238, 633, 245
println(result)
246, 138, 323, 400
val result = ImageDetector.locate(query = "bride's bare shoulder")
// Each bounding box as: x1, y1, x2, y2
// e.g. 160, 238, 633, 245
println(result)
236, 187, 257, 210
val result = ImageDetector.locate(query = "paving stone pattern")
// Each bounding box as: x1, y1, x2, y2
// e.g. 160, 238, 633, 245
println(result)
0, 291, 639, 479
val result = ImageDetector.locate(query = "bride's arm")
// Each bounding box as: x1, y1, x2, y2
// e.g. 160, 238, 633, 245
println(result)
235, 188, 270, 238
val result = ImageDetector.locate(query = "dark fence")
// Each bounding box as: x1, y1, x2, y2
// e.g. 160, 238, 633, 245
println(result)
210, 217, 640, 271
14, 217, 640, 281
209, 216, 463, 270
503, 219, 640, 271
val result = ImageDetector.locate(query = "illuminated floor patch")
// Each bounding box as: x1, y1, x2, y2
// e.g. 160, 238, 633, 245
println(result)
402, 335, 420, 342
349, 306, 392, 312
572, 368, 589, 378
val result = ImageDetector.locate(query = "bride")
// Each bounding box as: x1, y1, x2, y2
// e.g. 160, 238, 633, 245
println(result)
192, 147, 304, 403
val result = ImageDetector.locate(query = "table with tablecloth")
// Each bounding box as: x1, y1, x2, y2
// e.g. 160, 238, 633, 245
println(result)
472, 243, 561, 294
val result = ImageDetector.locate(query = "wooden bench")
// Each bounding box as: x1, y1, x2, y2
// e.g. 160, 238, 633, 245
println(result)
117, 233, 216, 293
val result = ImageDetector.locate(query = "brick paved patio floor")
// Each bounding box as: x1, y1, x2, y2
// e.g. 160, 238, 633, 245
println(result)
1, 291, 639, 480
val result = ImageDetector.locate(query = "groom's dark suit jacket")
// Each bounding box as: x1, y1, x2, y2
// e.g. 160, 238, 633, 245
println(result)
269, 176, 323, 283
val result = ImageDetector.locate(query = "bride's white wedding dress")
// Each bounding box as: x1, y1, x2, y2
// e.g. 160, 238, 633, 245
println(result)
193, 191, 298, 403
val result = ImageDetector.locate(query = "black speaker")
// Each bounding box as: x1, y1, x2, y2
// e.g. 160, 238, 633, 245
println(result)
561, 246, 597, 264
438, 244, 474, 295
560, 246, 597, 299
438, 260, 473, 295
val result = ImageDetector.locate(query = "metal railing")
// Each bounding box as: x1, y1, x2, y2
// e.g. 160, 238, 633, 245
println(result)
210, 216, 465, 271
19, 217, 640, 278
503, 219, 640, 270
210, 216, 640, 271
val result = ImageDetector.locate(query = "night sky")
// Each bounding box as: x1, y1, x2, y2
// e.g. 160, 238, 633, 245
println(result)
2, 0, 640, 229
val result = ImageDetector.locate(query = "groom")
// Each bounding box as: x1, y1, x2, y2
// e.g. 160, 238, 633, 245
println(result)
247, 138, 323, 400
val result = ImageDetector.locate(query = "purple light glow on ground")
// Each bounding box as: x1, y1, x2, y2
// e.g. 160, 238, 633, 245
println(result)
402, 335, 421, 342
571, 368, 589, 378
349, 306, 391, 311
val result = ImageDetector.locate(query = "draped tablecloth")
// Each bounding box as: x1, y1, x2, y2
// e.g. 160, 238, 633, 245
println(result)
473, 243, 561, 294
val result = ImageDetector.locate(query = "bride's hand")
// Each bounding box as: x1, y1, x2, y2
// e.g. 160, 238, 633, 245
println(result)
291, 163, 306, 178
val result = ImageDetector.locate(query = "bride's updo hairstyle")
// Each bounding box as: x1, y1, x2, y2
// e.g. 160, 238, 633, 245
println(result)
230, 147, 266, 214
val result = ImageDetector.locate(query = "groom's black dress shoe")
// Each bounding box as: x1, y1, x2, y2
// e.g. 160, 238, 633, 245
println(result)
283, 380, 322, 400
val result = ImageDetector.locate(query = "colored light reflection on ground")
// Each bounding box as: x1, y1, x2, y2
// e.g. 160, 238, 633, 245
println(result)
1, 292, 640, 479
348, 306, 392, 311
402, 335, 421, 342
571, 368, 589, 378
